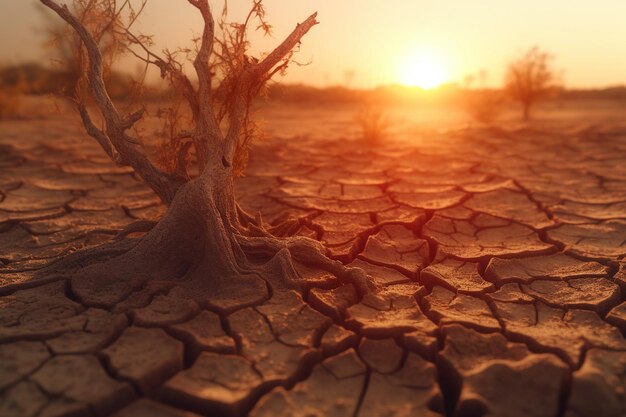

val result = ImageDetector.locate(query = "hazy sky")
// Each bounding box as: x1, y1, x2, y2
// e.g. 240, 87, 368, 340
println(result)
1, 0, 626, 88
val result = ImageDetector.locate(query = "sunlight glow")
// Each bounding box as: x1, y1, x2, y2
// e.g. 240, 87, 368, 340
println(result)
399, 51, 449, 89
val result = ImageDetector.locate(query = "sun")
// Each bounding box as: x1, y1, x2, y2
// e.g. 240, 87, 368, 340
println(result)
400, 51, 449, 89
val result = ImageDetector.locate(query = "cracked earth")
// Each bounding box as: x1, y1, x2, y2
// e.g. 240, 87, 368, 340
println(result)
1, 115, 626, 417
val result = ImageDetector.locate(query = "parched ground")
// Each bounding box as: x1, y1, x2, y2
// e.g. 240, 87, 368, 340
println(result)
1, 110, 626, 417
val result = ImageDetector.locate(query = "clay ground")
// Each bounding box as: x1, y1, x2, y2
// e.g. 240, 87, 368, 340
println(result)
1, 99, 626, 417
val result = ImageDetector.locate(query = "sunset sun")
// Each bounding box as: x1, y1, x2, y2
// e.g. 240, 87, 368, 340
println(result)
400, 51, 449, 89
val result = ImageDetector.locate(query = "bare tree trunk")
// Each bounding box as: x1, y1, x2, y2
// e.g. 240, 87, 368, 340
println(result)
68, 163, 244, 307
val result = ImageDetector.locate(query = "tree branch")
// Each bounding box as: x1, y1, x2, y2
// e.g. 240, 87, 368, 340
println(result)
221, 12, 318, 167
252, 12, 318, 80
121, 28, 199, 121
40, 0, 184, 204
188, 0, 222, 170
76, 102, 119, 162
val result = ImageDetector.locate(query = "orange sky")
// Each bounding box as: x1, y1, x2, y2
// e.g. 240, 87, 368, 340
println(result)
2, 0, 626, 88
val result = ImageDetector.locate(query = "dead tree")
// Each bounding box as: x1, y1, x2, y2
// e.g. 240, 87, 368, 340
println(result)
505, 47, 559, 121
39, 0, 373, 309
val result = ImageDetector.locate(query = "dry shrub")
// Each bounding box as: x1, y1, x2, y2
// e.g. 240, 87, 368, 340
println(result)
356, 102, 390, 145
461, 70, 503, 124
155, 97, 192, 175
462, 89, 503, 124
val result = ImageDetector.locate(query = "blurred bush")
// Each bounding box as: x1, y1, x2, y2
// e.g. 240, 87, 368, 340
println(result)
0, 63, 134, 99
460, 89, 504, 124
356, 102, 390, 145
459, 71, 504, 124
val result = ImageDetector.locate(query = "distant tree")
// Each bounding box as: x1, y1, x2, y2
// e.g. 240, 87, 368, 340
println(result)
505, 47, 560, 121
37, 0, 373, 307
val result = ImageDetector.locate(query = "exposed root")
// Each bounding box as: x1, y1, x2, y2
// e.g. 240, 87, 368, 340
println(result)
114, 220, 158, 240
32, 177, 376, 314
37, 238, 140, 278
235, 233, 377, 295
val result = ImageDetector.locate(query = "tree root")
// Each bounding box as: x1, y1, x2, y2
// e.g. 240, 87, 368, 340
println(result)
235, 232, 376, 295
234, 204, 376, 294
37, 238, 140, 279
30, 221, 375, 313
30, 177, 376, 312
114, 220, 158, 240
